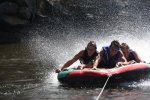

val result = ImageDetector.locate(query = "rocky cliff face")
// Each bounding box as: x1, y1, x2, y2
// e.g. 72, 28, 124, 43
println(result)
0, 0, 37, 26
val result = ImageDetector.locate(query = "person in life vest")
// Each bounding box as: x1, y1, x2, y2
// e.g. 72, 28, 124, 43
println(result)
55, 41, 99, 73
117, 43, 143, 66
92, 40, 126, 69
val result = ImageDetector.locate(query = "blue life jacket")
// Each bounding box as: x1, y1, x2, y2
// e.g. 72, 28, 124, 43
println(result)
99, 46, 120, 68
127, 49, 136, 61
80, 49, 99, 64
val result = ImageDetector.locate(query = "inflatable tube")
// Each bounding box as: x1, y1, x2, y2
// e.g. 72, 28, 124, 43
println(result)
57, 63, 150, 85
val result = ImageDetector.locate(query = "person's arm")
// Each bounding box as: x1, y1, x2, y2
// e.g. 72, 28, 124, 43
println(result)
92, 49, 103, 69
116, 51, 127, 66
118, 50, 127, 62
117, 61, 134, 66
78, 63, 93, 69
132, 51, 142, 63
56, 50, 84, 72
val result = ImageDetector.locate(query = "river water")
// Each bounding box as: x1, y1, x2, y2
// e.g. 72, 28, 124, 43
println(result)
1, 0, 150, 100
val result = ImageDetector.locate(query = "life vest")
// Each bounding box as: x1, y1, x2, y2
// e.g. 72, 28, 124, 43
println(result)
80, 49, 98, 64
127, 49, 136, 61
99, 46, 120, 68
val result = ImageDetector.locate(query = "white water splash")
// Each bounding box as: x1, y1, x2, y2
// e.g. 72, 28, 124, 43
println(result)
28, 30, 150, 67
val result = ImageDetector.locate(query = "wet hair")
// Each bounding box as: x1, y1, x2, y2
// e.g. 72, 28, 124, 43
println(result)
86, 41, 97, 49
121, 43, 129, 49
109, 40, 120, 49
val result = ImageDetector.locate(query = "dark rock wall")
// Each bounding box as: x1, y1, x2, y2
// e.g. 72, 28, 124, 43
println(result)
0, 0, 37, 25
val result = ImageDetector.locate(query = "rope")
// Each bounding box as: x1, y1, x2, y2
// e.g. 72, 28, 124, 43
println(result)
95, 65, 121, 100
95, 74, 112, 100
